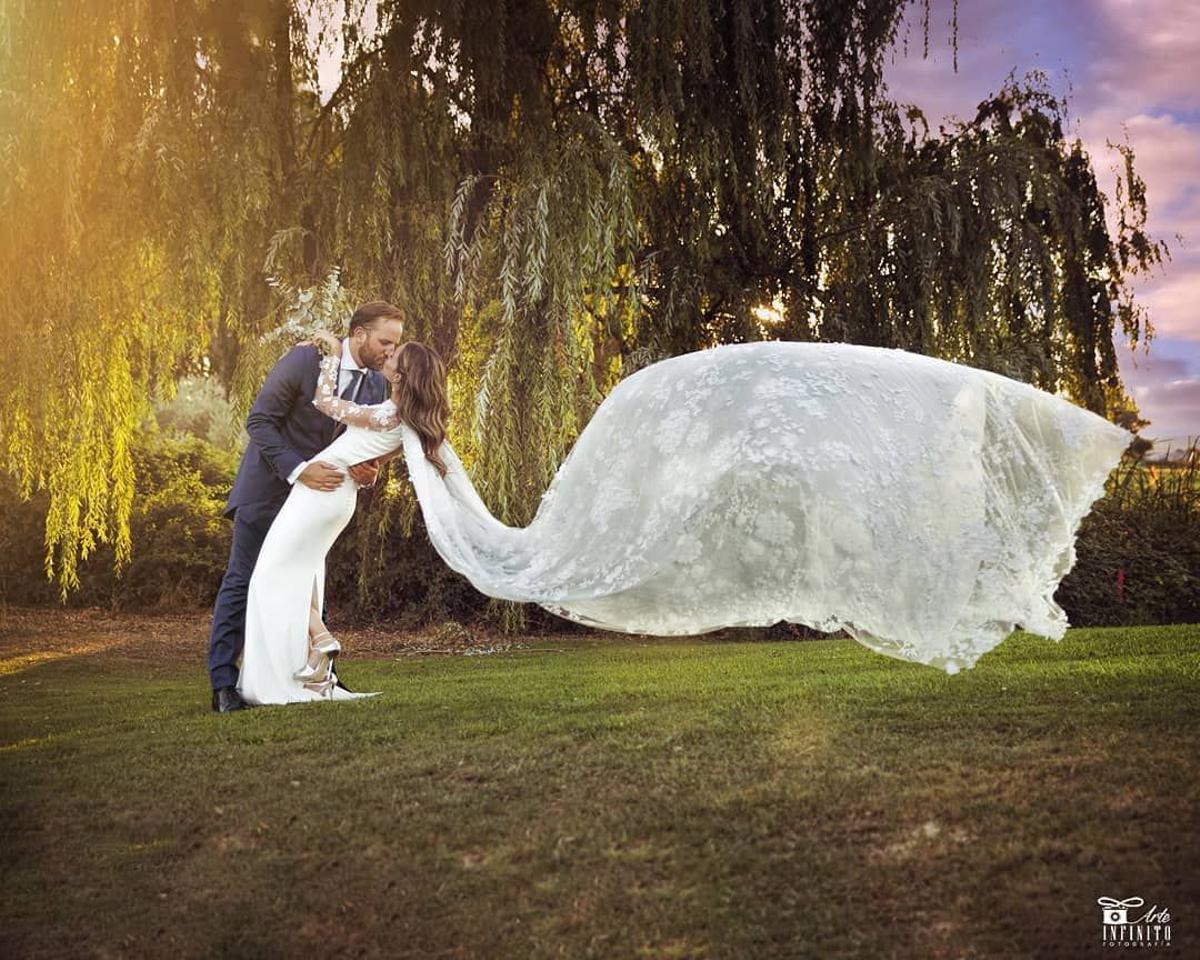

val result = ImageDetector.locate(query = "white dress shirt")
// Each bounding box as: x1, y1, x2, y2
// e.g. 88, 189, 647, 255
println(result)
287, 338, 367, 484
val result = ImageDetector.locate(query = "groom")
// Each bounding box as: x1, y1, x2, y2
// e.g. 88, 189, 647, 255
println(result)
208, 300, 407, 712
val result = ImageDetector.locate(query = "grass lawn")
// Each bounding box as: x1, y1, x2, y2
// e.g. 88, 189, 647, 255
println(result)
1, 611, 1196, 959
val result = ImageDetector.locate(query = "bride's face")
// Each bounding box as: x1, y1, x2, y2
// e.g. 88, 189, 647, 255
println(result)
382, 347, 405, 388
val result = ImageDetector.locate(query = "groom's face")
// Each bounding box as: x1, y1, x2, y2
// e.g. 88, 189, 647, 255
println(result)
354, 318, 405, 371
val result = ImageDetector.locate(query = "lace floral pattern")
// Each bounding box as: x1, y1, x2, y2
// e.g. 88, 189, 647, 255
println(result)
377, 340, 1133, 675
312, 352, 401, 431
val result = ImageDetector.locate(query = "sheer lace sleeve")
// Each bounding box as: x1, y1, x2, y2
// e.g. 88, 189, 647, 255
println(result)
312, 353, 401, 431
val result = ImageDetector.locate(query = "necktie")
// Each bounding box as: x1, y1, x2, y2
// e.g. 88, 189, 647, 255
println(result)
340, 369, 364, 403
332, 369, 364, 439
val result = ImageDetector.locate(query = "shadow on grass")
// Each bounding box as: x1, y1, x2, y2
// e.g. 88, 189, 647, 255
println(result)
1, 622, 1197, 958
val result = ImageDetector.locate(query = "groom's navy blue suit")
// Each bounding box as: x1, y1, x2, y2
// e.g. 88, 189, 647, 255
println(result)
207, 344, 387, 691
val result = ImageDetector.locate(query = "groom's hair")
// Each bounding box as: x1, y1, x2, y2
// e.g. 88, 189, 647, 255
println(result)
349, 300, 406, 334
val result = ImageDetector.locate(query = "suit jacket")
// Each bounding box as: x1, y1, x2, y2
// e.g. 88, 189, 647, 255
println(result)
224, 344, 389, 517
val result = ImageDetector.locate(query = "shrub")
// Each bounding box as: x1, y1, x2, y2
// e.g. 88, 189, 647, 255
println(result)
3, 431, 1195, 635
0, 431, 236, 610
1057, 442, 1199, 627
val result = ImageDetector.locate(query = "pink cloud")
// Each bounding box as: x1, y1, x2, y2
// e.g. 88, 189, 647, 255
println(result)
1133, 375, 1200, 444
1120, 349, 1188, 381
1115, 339, 1199, 444
1154, 377, 1200, 411
1075, 110, 1200, 245
1087, 0, 1200, 113
1132, 267, 1200, 341
883, 3, 1061, 133
1071, 113, 1200, 362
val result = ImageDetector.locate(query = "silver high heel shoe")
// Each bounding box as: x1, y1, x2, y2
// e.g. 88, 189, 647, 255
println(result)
301, 671, 337, 698
293, 630, 341, 682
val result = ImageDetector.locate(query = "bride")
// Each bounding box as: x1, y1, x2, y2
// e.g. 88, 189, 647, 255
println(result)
237, 332, 452, 705
240, 329, 1134, 705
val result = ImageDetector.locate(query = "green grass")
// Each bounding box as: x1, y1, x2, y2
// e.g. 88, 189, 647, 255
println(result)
2, 625, 1197, 959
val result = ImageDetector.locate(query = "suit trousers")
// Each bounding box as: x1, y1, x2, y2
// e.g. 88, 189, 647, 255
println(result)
207, 498, 285, 690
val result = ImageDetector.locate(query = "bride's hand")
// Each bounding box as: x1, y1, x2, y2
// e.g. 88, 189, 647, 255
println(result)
301, 329, 342, 357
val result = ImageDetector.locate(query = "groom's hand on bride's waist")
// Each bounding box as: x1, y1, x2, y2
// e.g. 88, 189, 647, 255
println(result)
347, 459, 380, 488
298, 461, 344, 491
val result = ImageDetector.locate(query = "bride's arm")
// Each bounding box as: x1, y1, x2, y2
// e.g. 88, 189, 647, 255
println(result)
311, 351, 403, 431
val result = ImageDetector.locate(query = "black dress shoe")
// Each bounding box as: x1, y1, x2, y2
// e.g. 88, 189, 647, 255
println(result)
212, 685, 249, 713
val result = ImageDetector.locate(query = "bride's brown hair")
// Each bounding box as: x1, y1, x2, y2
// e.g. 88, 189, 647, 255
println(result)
393, 341, 451, 477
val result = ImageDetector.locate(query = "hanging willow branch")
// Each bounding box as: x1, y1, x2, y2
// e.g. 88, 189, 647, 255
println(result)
443, 119, 642, 526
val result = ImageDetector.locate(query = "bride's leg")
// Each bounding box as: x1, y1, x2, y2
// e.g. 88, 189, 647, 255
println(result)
307, 586, 329, 643
297, 576, 341, 694
300, 580, 332, 672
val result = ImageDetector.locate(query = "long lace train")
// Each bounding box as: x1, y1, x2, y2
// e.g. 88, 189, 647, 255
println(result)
399, 341, 1133, 675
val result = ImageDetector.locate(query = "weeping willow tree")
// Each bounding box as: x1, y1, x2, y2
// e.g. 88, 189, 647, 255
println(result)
0, 0, 310, 595
285, 1, 648, 626
0, 0, 1167, 621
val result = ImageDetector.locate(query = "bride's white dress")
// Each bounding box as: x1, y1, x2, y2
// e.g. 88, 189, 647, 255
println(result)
241, 340, 1134, 699
237, 354, 403, 705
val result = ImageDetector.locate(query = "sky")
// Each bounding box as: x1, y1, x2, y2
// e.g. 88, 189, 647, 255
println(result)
309, 0, 1199, 449
885, 0, 1200, 449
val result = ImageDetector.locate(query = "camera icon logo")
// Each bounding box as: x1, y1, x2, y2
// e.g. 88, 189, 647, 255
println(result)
1098, 896, 1144, 925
